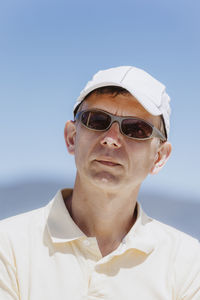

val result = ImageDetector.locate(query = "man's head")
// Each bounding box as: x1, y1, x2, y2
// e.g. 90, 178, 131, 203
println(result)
64, 66, 172, 193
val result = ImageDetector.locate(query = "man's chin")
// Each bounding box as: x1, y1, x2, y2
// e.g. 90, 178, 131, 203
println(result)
89, 171, 122, 189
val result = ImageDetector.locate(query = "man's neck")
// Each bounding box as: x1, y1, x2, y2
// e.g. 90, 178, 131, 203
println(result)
64, 176, 139, 256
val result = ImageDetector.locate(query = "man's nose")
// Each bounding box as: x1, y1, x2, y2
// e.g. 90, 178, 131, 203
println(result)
100, 122, 122, 149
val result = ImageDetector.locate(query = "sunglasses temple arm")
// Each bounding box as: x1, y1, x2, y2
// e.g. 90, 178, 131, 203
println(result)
152, 127, 166, 142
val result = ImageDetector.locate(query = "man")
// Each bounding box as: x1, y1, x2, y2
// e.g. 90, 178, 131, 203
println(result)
0, 66, 200, 299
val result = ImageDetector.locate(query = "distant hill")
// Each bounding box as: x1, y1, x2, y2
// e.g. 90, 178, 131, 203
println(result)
0, 178, 199, 239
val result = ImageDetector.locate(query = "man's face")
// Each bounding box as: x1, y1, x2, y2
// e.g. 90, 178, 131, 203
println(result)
65, 92, 170, 192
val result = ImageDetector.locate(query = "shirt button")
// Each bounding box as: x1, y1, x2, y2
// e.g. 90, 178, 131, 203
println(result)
83, 239, 90, 246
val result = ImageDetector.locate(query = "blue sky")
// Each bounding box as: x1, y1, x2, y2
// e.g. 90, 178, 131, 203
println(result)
1, 0, 200, 200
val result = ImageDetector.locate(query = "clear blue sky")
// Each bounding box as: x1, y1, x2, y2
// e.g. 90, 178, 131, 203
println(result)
1, 0, 200, 200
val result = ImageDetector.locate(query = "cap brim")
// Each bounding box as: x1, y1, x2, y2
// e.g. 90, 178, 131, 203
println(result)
74, 82, 162, 117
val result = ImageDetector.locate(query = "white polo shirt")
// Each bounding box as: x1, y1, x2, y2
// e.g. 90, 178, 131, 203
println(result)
0, 189, 200, 300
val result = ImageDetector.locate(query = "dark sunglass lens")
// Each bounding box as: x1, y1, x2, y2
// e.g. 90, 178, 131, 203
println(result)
81, 111, 111, 130
122, 119, 153, 139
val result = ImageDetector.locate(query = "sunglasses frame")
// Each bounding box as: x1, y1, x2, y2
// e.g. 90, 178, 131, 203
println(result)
75, 109, 166, 142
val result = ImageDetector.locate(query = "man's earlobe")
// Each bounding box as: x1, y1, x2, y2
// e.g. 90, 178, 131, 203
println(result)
64, 121, 76, 155
150, 142, 172, 175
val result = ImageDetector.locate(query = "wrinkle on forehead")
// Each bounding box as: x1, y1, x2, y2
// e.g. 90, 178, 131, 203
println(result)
81, 93, 161, 128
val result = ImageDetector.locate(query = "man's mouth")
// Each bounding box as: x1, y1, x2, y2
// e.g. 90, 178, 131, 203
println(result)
95, 159, 121, 167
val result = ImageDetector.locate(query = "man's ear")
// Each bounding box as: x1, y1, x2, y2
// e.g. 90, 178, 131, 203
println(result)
150, 142, 172, 175
64, 120, 76, 155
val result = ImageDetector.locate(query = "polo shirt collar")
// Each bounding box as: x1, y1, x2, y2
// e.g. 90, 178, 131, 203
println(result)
46, 189, 156, 254
120, 204, 155, 254
47, 189, 85, 243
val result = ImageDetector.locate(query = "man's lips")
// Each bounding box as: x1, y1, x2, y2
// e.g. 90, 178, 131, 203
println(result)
95, 159, 121, 167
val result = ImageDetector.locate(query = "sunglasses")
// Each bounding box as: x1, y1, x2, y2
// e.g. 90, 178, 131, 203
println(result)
75, 109, 166, 141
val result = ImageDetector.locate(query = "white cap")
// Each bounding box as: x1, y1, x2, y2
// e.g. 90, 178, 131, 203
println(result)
74, 66, 171, 138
